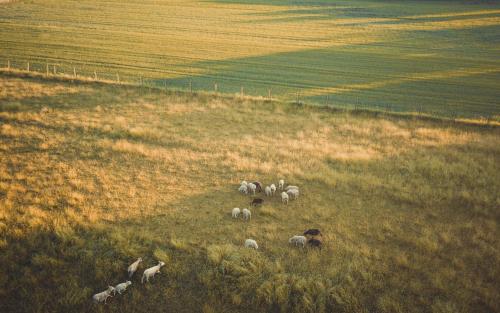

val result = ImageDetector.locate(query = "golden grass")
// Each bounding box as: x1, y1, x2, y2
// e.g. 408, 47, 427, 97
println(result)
0, 75, 499, 312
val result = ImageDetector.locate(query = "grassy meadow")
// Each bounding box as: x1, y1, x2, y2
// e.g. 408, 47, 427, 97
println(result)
1, 0, 499, 117
0, 73, 499, 312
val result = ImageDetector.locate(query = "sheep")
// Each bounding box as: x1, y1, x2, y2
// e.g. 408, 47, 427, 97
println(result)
252, 181, 263, 193
285, 185, 299, 191
303, 229, 322, 237
244, 239, 258, 249
232, 207, 241, 218
238, 184, 248, 194
142, 261, 165, 283
114, 281, 132, 295
307, 238, 322, 249
247, 183, 256, 195
264, 186, 272, 197
242, 208, 251, 221
288, 235, 307, 248
281, 192, 289, 204
92, 286, 115, 304
241, 180, 248, 186
287, 188, 299, 200
127, 257, 143, 278
270, 184, 276, 195
279, 179, 284, 190
250, 198, 263, 206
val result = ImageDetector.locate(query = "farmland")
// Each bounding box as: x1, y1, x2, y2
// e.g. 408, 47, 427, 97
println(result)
0, 73, 499, 312
1, 0, 499, 117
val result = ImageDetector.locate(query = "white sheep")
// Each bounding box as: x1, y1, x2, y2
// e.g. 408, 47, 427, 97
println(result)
287, 188, 299, 200
270, 184, 276, 195
242, 208, 251, 221
92, 286, 115, 303
232, 207, 241, 218
288, 235, 307, 248
281, 192, 289, 204
279, 179, 284, 190
114, 281, 132, 295
142, 261, 165, 283
238, 184, 248, 194
247, 183, 256, 195
128, 257, 143, 278
241, 180, 248, 186
264, 186, 272, 197
244, 239, 258, 249
285, 185, 299, 191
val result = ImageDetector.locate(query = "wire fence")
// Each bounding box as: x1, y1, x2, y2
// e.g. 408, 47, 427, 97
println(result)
0, 56, 497, 123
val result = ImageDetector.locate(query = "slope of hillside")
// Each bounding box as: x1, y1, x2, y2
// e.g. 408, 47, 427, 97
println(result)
0, 74, 499, 313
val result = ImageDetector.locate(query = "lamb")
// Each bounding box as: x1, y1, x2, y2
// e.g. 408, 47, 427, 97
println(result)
92, 286, 115, 304
252, 181, 263, 193
303, 229, 322, 237
142, 261, 165, 283
250, 198, 263, 206
242, 208, 251, 221
247, 183, 257, 195
232, 207, 241, 218
127, 257, 143, 278
114, 281, 132, 295
287, 188, 299, 200
278, 179, 284, 190
307, 238, 322, 249
288, 235, 307, 248
281, 192, 289, 204
244, 239, 258, 249
264, 186, 272, 197
270, 184, 276, 195
285, 185, 299, 191
238, 184, 248, 194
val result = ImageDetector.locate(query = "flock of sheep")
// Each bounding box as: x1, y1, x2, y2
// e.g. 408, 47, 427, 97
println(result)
92, 258, 165, 303
235, 179, 323, 250
92, 179, 322, 304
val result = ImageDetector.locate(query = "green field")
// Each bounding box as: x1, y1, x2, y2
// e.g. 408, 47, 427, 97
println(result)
1, 0, 499, 118
0, 73, 499, 313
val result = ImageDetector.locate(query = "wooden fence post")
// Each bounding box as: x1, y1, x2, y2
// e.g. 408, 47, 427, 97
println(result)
46, 63, 49, 76
240, 86, 244, 97
73, 67, 77, 78
214, 82, 218, 93
140, 76, 143, 86
189, 79, 192, 93
7, 60, 10, 70
296, 91, 300, 103
27, 62, 30, 72
164, 79, 167, 91
116, 73, 120, 83
326, 95, 329, 106
94, 71, 97, 80
53, 65, 57, 75
268, 88, 271, 99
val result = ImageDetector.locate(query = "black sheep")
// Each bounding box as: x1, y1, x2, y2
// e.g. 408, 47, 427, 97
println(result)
307, 238, 322, 249
303, 229, 322, 237
252, 181, 263, 193
250, 198, 263, 206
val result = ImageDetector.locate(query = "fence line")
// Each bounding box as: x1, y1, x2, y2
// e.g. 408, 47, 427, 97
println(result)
0, 57, 495, 123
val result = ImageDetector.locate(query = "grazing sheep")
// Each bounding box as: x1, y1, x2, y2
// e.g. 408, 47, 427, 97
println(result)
264, 186, 272, 197
252, 181, 263, 193
114, 281, 132, 295
127, 258, 143, 278
285, 185, 299, 191
250, 198, 263, 206
232, 207, 241, 218
307, 238, 322, 249
287, 188, 299, 200
92, 286, 115, 304
281, 192, 289, 204
279, 179, 285, 190
247, 183, 257, 195
244, 239, 258, 249
304, 229, 322, 237
270, 184, 276, 195
142, 261, 165, 283
241, 180, 248, 186
238, 184, 248, 194
288, 235, 307, 248
242, 208, 251, 221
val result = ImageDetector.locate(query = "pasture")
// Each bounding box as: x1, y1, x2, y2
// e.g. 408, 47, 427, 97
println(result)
0, 0, 499, 118
0, 73, 499, 312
